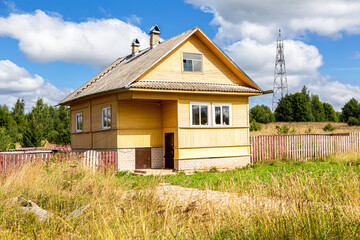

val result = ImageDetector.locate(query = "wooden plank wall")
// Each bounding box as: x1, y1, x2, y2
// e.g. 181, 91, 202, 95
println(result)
0, 150, 118, 173
250, 132, 360, 164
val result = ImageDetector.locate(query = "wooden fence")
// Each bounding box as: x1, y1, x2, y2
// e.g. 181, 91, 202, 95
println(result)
0, 150, 118, 173
250, 132, 360, 164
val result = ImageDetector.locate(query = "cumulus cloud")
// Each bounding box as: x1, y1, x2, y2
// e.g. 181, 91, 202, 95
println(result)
0, 60, 72, 109
0, 60, 44, 93
225, 39, 322, 90
186, 0, 360, 109
187, 0, 360, 42
0, 10, 150, 68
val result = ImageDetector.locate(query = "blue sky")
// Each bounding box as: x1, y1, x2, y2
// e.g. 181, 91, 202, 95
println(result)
0, 0, 360, 110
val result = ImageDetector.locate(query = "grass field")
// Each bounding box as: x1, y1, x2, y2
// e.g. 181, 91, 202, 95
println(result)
251, 121, 360, 136
1, 153, 360, 239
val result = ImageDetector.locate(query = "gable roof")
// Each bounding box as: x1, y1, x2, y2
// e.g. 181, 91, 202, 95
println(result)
59, 27, 263, 105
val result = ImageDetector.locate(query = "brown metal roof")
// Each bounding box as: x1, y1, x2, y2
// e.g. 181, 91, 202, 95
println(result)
130, 81, 261, 93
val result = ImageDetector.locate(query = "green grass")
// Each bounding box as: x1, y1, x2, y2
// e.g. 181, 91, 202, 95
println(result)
1, 153, 360, 239
116, 152, 360, 203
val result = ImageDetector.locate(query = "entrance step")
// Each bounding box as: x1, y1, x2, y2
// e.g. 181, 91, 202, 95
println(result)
134, 169, 177, 176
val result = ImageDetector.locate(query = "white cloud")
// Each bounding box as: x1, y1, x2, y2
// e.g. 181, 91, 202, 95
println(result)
225, 39, 322, 90
0, 60, 72, 109
187, 0, 360, 109
0, 60, 44, 93
0, 10, 150, 68
187, 0, 360, 42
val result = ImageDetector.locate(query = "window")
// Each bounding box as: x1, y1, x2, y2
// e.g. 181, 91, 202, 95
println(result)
213, 103, 232, 126
75, 113, 82, 132
190, 103, 210, 126
102, 107, 111, 129
183, 53, 203, 72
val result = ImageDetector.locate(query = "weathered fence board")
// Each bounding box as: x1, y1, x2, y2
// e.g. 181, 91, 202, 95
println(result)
0, 150, 118, 173
250, 132, 360, 164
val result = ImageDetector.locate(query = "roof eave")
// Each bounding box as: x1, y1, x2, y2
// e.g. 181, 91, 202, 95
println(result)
129, 87, 263, 96
58, 86, 131, 106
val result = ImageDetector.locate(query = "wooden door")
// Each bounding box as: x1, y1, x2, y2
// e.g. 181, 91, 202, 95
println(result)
135, 148, 151, 169
165, 133, 174, 169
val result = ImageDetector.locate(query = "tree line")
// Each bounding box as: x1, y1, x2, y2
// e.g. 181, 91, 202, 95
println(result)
0, 98, 70, 150
250, 86, 360, 129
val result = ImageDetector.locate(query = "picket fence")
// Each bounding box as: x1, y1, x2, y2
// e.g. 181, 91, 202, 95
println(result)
0, 150, 118, 172
250, 132, 360, 164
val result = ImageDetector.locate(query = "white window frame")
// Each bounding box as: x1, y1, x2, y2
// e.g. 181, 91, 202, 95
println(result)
212, 103, 232, 126
182, 52, 203, 72
75, 113, 83, 132
190, 102, 210, 127
102, 107, 111, 130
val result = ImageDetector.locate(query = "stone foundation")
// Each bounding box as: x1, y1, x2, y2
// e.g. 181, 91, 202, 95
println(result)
117, 148, 135, 171
175, 156, 250, 172
151, 148, 164, 169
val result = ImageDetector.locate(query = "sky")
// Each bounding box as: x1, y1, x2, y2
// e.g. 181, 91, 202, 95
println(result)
0, 0, 360, 111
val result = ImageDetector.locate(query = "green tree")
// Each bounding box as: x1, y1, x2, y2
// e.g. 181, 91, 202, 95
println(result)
341, 98, 360, 123
323, 103, 338, 122
275, 94, 293, 121
250, 105, 275, 123
291, 92, 313, 121
21, 114, 42, 147
311, 95, 325, 122
0, 127, 11, 151
12, 98, 25, 117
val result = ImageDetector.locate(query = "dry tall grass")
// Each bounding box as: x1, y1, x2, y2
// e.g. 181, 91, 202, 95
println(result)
251, 121, 360, 136
0, 154, 360, 239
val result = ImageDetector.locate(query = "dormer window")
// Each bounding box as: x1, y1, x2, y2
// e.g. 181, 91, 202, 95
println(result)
183, 53, 203, 72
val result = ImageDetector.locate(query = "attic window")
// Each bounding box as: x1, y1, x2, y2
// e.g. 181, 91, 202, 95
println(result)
183, 53, 203, 72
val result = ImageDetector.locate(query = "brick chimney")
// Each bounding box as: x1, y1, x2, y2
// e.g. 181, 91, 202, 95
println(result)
131, 38, 140, 55
149, 25, 160, 49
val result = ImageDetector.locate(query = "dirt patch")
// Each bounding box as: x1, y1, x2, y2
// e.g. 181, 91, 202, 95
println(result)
153, 184, 291, 213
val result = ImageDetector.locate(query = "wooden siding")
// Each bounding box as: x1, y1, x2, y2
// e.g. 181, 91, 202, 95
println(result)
70, 94, 118, 149
138, 34, 246, 85
178, 146, 250, 159
176, 94, 250, 160
117, 100, 163, 148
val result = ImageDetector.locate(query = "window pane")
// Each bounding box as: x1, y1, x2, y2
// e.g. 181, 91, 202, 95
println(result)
193, 60, 202, 72
183, 59, 193, 71
79, 115, 82, 130
106, 108, 111, 127
222, 106, 230, 125
215, 106, 221, 125
201, 105, 208, 125
103, 108, 111, 128
192, 105, 199, 125
183, 53, 202, 60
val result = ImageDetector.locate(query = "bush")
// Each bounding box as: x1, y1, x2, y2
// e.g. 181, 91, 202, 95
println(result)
250, 105, 275, 123
305, 128, 312, 134
250, 119, 262, 131
276, 125, 296, 135
347, 117, 360, 126
323, 123, 335, 131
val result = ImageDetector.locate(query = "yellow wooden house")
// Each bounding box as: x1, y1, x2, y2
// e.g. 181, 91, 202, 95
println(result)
59, 25, 264, 171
